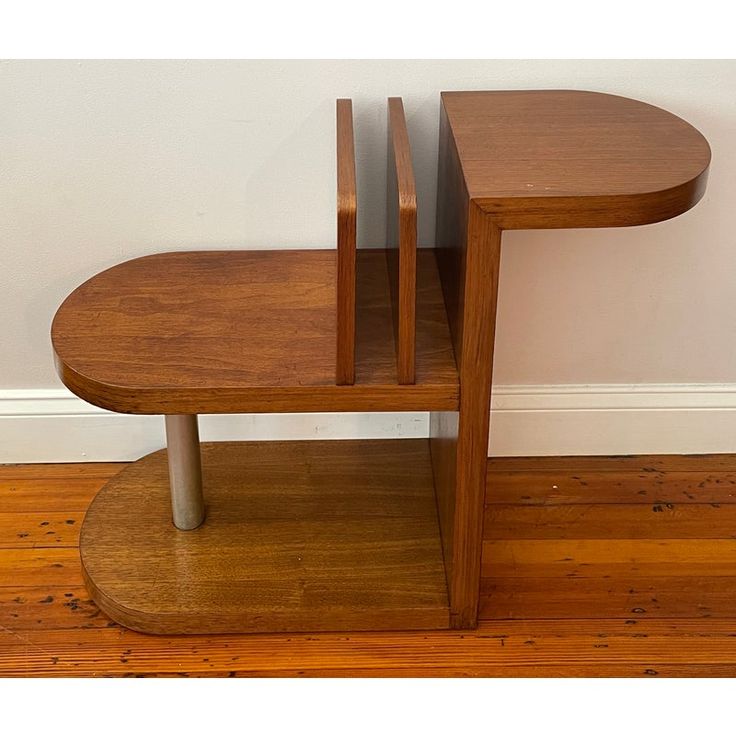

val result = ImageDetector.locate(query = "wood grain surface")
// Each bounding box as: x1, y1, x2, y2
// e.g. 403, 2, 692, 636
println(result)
428, 105, 468, 612
355, 248, 456, 395
336, 98, 357, 385
430, 101, 504, 628
385, 97, 417, 385
441, 90, 711, 229
438, 208, 501, 629
52, 249, 458, 414
80, 440, 449, 634
3, 454, 736, 676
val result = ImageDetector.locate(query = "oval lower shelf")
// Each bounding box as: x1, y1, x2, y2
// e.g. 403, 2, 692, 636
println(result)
81, 439, 450, 634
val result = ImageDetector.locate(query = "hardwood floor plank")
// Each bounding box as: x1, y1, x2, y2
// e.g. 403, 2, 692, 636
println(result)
3, 619, 736, 677
9, 664, 736, 678
484, 503, 736, 539
0, 463, 126, 480
0, 512, 82, 548
0, 549, 82, 587
0, 477, 106, 513
479, 576, 736, 619
0, 586, 112, 631
485, 471, 736, 505
488, 455, 736, 473
481, 539, 736, 578
213, 664, 736, 677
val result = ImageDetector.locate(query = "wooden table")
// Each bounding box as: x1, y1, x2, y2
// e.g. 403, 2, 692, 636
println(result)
51, 90, 710, 635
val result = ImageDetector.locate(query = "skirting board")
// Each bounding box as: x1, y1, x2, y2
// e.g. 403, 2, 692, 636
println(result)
2, 384, 736, 463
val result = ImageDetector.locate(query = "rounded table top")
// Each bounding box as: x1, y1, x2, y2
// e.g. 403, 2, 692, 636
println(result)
441, 90, 711, 229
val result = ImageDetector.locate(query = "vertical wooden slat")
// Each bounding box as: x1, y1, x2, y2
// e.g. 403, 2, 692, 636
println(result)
386, 97, 417, 384
336, 99, 357, 385
430, 99, 502, 629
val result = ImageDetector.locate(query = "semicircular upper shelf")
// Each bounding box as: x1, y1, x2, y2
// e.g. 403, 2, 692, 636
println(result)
441, 90, 711, 229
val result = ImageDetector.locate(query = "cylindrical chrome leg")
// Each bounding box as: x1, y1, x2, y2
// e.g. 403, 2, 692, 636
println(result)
164, 414, 205, 530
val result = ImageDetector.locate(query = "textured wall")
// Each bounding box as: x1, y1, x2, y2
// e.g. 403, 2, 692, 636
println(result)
2, 60, 733, 389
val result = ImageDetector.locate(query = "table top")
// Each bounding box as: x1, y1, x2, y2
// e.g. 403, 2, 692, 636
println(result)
441, 90, 711, 229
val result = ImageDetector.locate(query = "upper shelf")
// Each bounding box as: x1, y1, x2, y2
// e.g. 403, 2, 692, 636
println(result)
441, 90, 711, 229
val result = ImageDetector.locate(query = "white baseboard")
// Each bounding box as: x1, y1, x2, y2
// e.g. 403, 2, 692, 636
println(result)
488, 384, 736, 457
2, 384, 736, 463
0, 389, 428, 463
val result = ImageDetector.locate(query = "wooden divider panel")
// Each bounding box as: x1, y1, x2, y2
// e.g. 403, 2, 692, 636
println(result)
336, 99, 357, 385
385, 97, 417, 384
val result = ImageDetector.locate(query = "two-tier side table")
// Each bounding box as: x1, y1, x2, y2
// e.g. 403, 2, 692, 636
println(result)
51, 90, 710, 634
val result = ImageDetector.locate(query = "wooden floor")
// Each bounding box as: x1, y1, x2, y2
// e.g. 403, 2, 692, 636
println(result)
3, 454, 736, 677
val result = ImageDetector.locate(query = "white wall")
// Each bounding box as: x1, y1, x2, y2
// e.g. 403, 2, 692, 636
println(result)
2, 60, 735, 459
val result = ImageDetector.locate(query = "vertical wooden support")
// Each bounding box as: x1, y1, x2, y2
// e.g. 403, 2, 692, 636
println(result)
430, 103, 502, 628
386, 97, 417, 384
336, 99, 357, 385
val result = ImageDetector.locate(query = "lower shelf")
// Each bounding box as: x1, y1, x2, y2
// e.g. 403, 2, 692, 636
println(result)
81, 439, 450, 634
